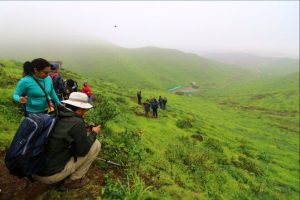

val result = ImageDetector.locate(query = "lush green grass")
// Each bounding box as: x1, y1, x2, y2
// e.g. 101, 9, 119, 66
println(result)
0, 59, 299, 199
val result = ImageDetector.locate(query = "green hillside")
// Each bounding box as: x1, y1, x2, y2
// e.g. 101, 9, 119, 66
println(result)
1, 43, 249, 90
236, 58, 299, 76
0, 58, 299, 199
64, 46, 250, 90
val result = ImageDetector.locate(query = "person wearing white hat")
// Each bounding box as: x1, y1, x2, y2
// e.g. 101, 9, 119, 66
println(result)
33, 92, 101, 190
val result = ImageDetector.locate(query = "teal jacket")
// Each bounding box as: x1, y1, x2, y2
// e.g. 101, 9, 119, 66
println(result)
12, 75, 61, 113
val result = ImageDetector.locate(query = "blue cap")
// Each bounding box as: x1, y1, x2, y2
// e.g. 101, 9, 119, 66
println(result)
50, 63, 60, 70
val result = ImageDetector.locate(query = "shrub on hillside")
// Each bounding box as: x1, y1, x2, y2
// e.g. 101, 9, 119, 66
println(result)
115, 96, 128, 104
85, 93, 119, 127
99, 128, 145, 169
231, 155, 263, 176
102, 172, 153, 199
203, 138, 224, 153
176, 119, 193, 129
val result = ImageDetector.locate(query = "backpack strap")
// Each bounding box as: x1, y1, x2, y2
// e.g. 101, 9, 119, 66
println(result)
27, 175, 35, 182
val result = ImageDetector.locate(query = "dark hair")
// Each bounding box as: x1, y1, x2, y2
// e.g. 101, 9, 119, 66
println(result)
23, 61, 33, 76
22, 58, 50, 75
65, 103, 79, 111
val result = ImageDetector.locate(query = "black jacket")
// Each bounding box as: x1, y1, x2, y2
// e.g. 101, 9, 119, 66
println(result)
38, 106, 96, 176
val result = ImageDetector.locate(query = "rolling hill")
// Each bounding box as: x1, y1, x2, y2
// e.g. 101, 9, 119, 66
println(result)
0, 55, 299, 199
0, 41, 251, 90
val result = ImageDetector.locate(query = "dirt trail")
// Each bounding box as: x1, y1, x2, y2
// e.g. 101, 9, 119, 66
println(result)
0, 152, 106, 200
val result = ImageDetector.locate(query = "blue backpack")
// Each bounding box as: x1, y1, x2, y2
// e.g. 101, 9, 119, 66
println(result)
5, 113, 57, 179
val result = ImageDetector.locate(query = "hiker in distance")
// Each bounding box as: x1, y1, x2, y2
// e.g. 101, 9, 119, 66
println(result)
137, 90, 142, 105
81, 81, 93, 103
13, 58, 61, 114
49, 63, 65, 101
158, 96, 163, 109
33, 92, 101, 190
143, 99, 151, 117
150, 98, 159, 118
162, 97, 168, 110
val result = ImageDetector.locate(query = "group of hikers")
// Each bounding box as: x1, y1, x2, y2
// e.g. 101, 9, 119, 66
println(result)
50, 63, 93, 103
8, 58, 100, 190
22, 59, 93, 104
137, 90, 168, 118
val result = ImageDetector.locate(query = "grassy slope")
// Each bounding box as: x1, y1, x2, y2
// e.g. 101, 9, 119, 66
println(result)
118, 91, 299, 199
68, 46, 247, 90
0, 59, 299, 199
236, 58, 299, 76
202, 71, 299, 115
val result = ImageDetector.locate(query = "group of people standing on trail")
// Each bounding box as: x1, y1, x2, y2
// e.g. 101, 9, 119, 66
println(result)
137, 90, 168, 118
8, 58, 100, 190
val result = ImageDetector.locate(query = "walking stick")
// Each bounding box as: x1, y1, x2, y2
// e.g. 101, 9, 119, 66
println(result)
96, 158, 123, 167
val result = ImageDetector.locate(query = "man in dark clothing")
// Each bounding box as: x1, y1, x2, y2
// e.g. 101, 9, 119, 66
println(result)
49, 63, 65, 101
143, 99, 151, 117
151, 98, 158, 118
158, 96, 163, 109
137, 90, 142, 105
34, 92, 101, 190
162, 97, 168, 110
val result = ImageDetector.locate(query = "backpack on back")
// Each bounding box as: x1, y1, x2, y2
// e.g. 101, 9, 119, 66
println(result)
50, 73, 60, 91
5, 113, 57, 179
66, 79, 78, 91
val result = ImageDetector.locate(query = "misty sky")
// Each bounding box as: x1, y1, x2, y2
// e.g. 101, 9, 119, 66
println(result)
0, 1, 299, 58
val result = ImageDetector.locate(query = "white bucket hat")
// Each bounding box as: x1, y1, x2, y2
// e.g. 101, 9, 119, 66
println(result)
62, 92, 93, 109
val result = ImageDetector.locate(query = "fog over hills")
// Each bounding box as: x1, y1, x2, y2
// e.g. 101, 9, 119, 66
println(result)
0, 40, 298, 90
201, 52, 281, 66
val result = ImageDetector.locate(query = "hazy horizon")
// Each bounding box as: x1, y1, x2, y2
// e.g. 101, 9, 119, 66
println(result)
0, 1, 299, 59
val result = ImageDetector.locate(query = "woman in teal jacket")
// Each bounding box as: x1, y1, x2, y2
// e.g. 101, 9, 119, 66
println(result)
13, 58, 61, 113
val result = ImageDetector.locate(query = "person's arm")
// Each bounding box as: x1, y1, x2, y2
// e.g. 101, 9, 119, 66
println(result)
70, 121, 97, 157
87, 87, 92, 96
12, 78, 26, 103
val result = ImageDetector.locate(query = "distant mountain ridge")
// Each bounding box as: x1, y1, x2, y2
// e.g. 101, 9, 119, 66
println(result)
0, 41, 248, 89
202, 52, 298, 66
0, 41, 298, 90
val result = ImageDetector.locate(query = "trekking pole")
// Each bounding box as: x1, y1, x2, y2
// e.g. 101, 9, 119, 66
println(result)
23, 104, 28, 117
96, 158, 123, 167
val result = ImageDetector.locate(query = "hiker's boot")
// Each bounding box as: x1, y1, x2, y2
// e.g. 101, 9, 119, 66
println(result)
60, 177, 90, 191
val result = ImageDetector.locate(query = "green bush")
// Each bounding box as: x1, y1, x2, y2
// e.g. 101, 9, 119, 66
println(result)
102, 172, 153, 200
203, 138, 224, 153
232, 155, 264, 176
85, 93, 119, 127
115, 96, 128, 105
98, 129, 145, 169
176, 119, 193, 129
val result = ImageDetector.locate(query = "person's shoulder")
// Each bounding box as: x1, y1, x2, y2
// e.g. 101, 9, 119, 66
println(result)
19, 75, 33, 83
45, 76, 54, 83
59, 108, 83, 123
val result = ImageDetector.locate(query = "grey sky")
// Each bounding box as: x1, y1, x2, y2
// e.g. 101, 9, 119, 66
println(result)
0, 1, 299, 58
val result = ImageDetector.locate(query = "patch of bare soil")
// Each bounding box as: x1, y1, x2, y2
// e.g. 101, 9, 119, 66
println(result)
0, 152, 108, 200
0, 152, 49, 200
